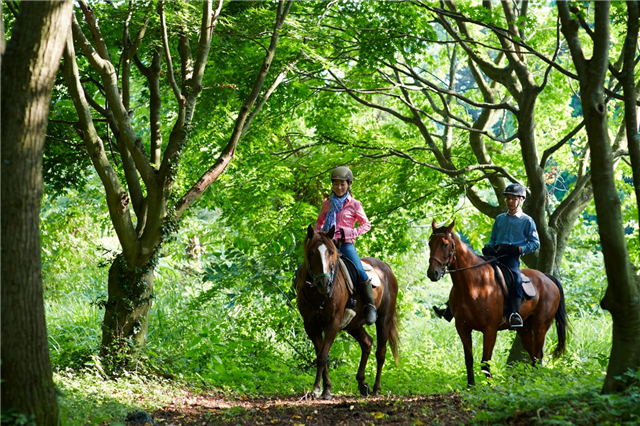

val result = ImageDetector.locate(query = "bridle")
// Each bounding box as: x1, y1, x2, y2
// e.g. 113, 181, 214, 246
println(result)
306, 258, 338, 289
429, 232, 457, 275
305, 240, 339, 299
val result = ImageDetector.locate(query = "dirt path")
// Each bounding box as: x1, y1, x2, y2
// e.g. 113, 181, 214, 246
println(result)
147, 392, 475, 425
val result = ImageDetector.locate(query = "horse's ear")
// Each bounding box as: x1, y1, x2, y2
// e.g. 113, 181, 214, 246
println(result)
431, 219, 438, 231
447, 219, 455, 235
327, 225, 335, 239
307, 225, 314, 240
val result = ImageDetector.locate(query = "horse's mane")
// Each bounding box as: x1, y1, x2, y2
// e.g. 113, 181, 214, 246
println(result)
433, 226, 483, 262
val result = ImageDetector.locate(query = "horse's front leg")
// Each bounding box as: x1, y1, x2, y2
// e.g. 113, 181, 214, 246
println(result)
456, 324, 475, 387
314, 325, 339, 399
481, 329, 498, 380
303, 322, 327, 399
347, 327, 373, 396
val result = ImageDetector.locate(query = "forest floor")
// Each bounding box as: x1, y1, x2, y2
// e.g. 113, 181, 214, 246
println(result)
139, 390, 488, 425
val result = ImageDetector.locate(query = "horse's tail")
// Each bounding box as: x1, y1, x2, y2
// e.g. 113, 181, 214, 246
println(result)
388, 308, 400, 367
545, 273, 568, 358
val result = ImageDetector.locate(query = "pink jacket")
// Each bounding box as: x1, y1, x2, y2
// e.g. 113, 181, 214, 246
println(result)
314, 194, 371, 244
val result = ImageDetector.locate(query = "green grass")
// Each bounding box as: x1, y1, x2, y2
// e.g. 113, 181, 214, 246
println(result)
56, 369, 186, 425
49, 260, 620, 423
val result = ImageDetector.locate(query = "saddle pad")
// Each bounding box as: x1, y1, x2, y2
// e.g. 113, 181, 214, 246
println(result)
362, 262, 382, 288
338, 259, 354, 295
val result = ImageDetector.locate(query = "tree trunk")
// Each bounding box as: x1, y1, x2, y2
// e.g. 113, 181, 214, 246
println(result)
100, 254, 154, 353
0, 1, 73, 424
559, 0, 640, 394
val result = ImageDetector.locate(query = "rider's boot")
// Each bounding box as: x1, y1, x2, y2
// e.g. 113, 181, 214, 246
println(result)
361, 278, 377, 325
432, 304, 453, 322
509, 297, 524, 328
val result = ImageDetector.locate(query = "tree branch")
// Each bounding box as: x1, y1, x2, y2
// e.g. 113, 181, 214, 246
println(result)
540, 120, 585, 170
71, 13, 156, 185
63, 31, 141, 262
174, 0, 294, 219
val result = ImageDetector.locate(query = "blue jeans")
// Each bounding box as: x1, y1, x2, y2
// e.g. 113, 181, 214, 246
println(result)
338, 243, 368, 283
500, 254, 523, 299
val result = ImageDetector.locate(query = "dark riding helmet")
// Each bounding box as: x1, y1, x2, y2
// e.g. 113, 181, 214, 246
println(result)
331, 166, 353, 184
503, 183, 527, 199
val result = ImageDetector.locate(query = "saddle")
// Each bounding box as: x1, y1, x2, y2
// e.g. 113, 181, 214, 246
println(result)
481, 257, 536, 322
338, 256, 382, 292
492, 263, 535, 300
337, 257, 382, 329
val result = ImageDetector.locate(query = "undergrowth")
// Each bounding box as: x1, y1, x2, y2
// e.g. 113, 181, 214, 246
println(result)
41, 186, 637, 425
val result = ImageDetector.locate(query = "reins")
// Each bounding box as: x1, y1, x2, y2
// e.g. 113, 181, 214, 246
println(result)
449, 257, 506, 273
429, 232, 506, 276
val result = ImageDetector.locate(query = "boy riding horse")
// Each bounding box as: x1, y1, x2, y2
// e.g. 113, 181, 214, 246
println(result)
434, 183, 540, 328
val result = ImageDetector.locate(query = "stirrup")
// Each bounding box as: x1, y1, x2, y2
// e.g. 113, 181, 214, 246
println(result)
509, 312, 523, 328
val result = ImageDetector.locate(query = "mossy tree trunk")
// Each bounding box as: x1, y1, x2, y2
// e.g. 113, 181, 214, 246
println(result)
101, 255, 155, 351
0, 1, 74, 424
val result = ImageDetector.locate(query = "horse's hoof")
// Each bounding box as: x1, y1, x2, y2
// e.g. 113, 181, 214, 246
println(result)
312, 388, 322, 399
321, 392, 332, 400
359, 382, 371, 397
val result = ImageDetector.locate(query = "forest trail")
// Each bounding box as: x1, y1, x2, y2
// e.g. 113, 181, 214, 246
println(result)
145, 391, 476, 425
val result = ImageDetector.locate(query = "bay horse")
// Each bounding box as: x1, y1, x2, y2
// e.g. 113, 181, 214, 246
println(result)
295, 225, 399, 399
427, 220, 567, 387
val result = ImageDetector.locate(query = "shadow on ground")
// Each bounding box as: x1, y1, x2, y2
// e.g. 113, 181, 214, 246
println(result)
147, 392, 473, 425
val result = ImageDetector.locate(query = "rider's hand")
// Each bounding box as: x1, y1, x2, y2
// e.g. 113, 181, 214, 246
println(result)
504, 245, 520, 257
482, 245, 496, 257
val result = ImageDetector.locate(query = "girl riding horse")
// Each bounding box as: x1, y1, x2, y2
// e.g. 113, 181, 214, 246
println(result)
314, 166, 376, 325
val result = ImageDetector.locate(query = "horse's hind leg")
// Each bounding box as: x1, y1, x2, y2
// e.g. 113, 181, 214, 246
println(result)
531, 318, 554, 364
347, 327, 373, 397
516, 319, 538, 365
371, 316, 391, 396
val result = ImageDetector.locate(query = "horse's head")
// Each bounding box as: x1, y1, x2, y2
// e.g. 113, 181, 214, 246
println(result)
304, 225, 339, 297
427, 219, 456, 281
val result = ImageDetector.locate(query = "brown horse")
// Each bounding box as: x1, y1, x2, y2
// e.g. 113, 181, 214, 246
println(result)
427, 220, 567, 387
295, 225, 399, 399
